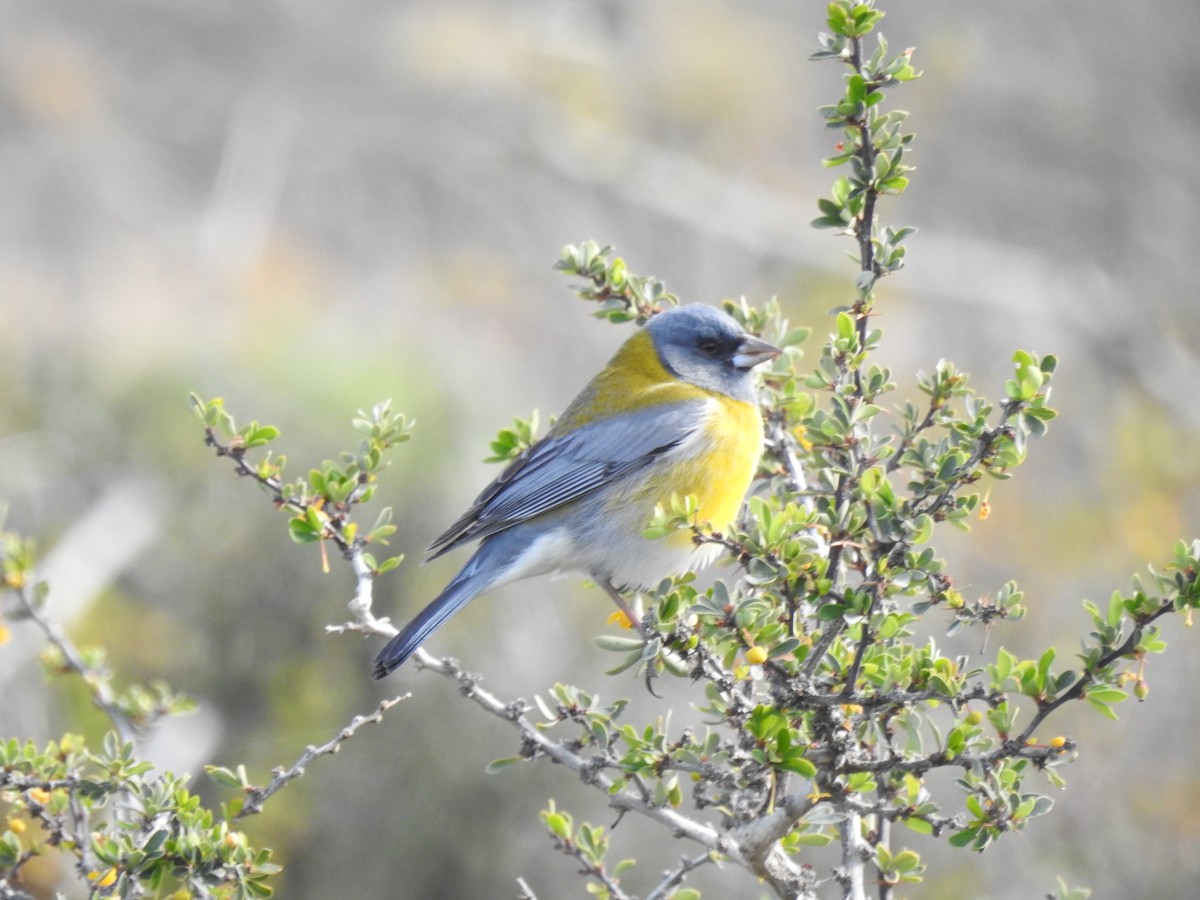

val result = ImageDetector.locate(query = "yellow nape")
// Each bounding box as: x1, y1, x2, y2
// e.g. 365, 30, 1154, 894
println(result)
555, 330, 708, 430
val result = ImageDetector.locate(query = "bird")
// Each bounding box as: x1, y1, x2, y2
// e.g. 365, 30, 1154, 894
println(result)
372, 304, 780, 678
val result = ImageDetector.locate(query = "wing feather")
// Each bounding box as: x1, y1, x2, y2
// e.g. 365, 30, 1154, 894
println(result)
428, 400, 707, 558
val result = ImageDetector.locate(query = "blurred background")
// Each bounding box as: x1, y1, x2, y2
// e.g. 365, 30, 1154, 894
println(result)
2, 0, 1199, 897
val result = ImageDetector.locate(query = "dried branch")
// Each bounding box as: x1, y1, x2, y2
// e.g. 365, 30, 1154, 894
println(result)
234, 696, 407, 820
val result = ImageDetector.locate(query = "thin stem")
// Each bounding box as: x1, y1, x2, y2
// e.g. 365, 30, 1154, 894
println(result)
644, 853, 715, 900
849, 35, 880, 288
842, 583, 881, 694
14, 583, 136, 745
544, 836, 634, 900
806, 26, 892, 681
875, 800, 893, 900
1017, 600, 1175, 743
410, 648, 811, 897
234, 696, 407, 820
803, 473, 853, 679
204, 428, 393, 638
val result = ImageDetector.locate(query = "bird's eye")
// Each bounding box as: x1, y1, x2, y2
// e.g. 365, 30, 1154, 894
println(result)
697, 338, 720, 357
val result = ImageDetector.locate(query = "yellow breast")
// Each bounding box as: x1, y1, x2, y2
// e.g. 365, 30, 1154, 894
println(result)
561, 328, 764, 540
610, 392, 763, 551
661, 393, 763, 531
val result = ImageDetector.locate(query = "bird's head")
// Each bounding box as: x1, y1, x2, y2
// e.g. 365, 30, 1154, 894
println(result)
645, 305, 780, 402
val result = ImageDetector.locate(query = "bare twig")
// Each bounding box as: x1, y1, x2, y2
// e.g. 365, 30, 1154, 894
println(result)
13, 582, 137, 745
765, 417, 829, 557
644, 852, 717, 900
324, 545, 393, 637
233, 696, 407, 820
837, 813, 870, 900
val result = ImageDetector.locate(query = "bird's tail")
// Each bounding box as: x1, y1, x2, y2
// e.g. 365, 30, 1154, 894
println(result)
371, 561, 492, 679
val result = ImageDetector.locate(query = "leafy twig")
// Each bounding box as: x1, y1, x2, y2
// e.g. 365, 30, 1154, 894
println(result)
411, 648, 811, 897
544, 834, 633, 900
192, 395, 408, 638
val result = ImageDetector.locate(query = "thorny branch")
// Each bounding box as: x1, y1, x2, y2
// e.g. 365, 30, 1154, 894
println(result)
201, 424, 394, 637
233, 696, 408, 821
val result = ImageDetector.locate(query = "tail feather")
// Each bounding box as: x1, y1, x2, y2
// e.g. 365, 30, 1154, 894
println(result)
372, 569, 486, 679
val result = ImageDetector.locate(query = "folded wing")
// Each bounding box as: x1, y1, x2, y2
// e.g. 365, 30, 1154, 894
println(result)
428, 400, 707, 558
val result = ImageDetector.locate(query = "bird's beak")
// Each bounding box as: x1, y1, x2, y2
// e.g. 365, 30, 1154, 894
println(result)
733, 333, 781, 370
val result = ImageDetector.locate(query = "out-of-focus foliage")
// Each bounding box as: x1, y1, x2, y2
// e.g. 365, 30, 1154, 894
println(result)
3, 0, 1200, 897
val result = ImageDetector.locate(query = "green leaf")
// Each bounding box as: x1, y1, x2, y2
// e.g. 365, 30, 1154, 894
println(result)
779, 327, 812, 347
818, 197, 844, 216
287, 517, 320, 544
204, 765, 246, 789
948, 826, 981, 849
902, 817, 934, 835
1085, 685, 1127, 703
781, 755, 817, 777
245, 425, 280, 448
545, 812, 571, 840
593, 635, 646, 652
911, 513, 934, 544
485, 757, 524, 774
836, 310, 856, 342
1036, 647, 1055, 693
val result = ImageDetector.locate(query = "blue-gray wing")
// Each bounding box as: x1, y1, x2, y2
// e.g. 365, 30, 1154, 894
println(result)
427, 399, 707, 558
